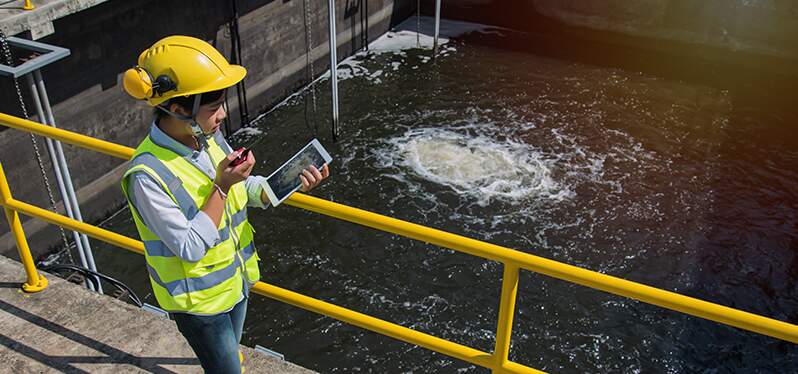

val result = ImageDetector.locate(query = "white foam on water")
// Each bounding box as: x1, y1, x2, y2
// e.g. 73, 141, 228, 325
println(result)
367, 16, 503, 54
367, 29, 445, 54
332, 17, 504, 82
377, 16, 505, 52
336, 58, 370, 80
232, 126, 264, 137
378, 127, 571, 206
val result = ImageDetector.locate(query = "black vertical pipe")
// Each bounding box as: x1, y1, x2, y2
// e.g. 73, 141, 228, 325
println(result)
229, 0, 250, 128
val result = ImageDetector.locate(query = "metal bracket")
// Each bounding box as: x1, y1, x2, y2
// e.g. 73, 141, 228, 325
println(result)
141, 303, 169, 319
254, 345, 285, 360
0, 37, 70, 78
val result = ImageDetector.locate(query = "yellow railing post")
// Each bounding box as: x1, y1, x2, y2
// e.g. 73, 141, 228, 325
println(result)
23, 0, 34, 10
0, 161, 47, 292
493, 263, 520, 373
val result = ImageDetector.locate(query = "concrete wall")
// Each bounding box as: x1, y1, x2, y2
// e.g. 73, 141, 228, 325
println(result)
434, 0, 798, 78
0, 0, 413, 259
529, 0, 798, 60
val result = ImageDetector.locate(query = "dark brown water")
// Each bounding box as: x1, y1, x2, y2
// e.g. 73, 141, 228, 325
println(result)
87, 19, 798, 373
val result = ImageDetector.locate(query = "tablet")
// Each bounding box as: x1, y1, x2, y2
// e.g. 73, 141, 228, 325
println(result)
261, 139, 332, 206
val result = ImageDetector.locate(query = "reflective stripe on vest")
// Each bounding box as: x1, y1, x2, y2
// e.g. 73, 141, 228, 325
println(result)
146, 241, 256, 296
143, 206, 248, 257
121, 133, 260, 314
127, 152, 200, 220
213, 130, 233, 154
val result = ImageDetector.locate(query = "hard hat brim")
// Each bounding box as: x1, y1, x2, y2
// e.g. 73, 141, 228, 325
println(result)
148, 64, 247, 106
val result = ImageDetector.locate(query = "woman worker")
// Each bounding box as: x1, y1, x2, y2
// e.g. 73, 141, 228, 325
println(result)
120, 35, 329, 373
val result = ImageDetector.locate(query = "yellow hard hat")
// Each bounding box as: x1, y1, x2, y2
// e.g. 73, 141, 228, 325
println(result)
123, 35, 246, 106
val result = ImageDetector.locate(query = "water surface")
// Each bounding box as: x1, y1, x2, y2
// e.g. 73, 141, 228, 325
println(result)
88, 17, 798, 373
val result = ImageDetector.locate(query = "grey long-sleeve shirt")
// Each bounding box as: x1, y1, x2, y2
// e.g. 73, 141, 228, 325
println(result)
127, 123, 268, 263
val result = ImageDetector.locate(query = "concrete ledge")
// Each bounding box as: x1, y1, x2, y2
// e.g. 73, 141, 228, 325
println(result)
0, 0, 110, 39
0, 255, 315, 373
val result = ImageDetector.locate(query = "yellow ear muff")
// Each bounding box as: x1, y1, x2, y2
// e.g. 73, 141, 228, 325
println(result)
123, 66, 154, 100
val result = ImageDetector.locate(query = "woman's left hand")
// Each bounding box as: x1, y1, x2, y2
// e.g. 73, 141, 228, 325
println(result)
299, 164, 330, 192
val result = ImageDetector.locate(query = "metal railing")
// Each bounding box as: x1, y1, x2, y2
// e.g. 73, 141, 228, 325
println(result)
1, 111, 797, 373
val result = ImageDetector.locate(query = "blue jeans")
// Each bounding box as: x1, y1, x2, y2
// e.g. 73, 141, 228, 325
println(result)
173, 296, 248, 374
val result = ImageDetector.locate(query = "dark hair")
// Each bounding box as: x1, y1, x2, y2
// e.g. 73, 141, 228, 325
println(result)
153, 89, 226, 119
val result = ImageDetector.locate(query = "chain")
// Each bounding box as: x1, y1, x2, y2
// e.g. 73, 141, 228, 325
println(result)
303, 0, 319, 136
0, 30, 74, 264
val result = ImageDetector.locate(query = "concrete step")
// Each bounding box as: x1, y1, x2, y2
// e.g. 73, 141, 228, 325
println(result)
0, 255, 315, 373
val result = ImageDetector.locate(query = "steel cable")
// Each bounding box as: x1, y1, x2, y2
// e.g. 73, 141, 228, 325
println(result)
0, 30, 73, 264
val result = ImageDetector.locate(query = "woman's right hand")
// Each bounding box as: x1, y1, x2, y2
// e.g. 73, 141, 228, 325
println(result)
214, 151, 255, 193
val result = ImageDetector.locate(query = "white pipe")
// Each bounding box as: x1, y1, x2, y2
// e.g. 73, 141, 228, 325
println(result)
26, 73, 96, 292
33, 70, 102, 294
328, 0, 340, 140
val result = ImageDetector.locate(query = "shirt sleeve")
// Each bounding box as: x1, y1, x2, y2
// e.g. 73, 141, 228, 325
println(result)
245, 175, 270, 209
127, 172, 220, 262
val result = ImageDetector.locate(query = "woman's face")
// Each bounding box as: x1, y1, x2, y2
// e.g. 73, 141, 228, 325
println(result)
194, 93, 227, 135
169, 92, 228, 137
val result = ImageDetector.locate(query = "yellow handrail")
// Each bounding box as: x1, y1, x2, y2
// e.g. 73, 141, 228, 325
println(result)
0, 164, 47, 292
0, 186, 539, 373
0, 113, 134, 159
251, 282, 508, 371
285, 193, 798, 344
1, 111, 796, 374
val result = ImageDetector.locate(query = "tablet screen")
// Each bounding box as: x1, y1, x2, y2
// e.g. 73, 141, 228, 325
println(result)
263, 139, 331, 205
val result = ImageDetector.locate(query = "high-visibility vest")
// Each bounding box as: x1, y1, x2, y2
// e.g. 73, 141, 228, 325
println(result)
121, 132, 260, 314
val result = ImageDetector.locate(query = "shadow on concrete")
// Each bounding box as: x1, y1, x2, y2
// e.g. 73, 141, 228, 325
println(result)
0, 299, 199, 373
0, 332, 90, 373
0, 282, 20, 288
